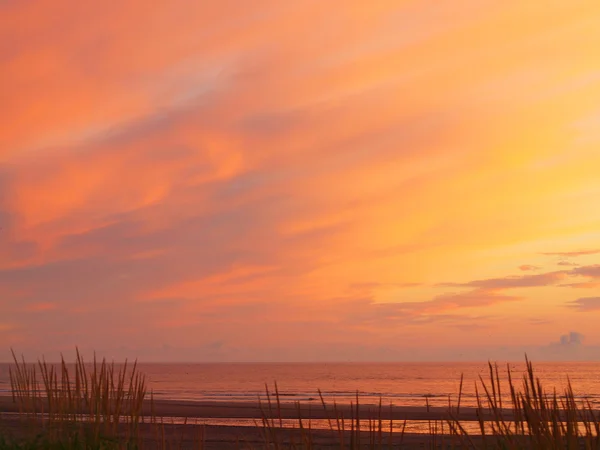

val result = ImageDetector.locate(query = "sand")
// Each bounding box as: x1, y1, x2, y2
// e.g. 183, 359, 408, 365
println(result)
0, 395, 496, 448
0, 394, 501, 421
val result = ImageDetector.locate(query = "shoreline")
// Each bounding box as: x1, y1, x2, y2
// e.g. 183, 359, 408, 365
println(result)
0, 395, 538, 422
0, 417, 467, 450
2, 396, 595, 448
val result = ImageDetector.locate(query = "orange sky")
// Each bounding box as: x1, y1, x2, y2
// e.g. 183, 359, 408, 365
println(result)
1, 1, 600, 362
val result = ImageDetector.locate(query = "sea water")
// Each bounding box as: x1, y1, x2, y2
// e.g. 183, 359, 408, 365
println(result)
3, 361, 598, 408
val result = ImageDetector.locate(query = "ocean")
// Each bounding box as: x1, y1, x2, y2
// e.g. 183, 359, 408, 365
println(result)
2, 361, 600, 409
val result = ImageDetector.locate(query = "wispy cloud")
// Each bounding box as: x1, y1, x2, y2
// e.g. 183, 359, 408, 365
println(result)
345, 289, 519, 323
519, 264, 540, 271
569, 265, 600, 279
560, 282, 600, 289
426, 289, 520, 310
558, 261, 579, 267
568, 297, 600, 312
542, 250, 600, 257
440, 271, 568, 289
558, 331, 584, 346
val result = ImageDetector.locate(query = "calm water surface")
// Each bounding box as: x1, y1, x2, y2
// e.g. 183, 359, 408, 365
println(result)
3, 362, 600, 408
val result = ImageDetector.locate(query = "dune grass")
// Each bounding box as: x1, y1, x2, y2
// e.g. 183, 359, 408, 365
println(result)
252, 385, 407, 450
3, 348, 203, 449
252, 357, 600, 449
2, 350, 600, 449
446, 358, 600, 449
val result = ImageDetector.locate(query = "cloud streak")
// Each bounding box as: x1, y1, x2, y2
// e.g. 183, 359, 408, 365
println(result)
543, 250, 600, 257
519, 265, 540, 271
440, 271, 569, 289
568, 298, 600, 312
570, 265, 600, 279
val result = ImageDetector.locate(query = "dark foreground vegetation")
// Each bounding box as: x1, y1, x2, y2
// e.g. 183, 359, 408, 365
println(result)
1, 349, 600, 449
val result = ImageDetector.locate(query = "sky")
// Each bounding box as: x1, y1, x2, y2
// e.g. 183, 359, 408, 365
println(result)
1, 1, 600, 362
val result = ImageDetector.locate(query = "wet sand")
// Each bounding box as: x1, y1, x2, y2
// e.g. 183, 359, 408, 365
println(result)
139, 397, 488, 421
0, 395, 501, 448
0, 395, 490, 421
0, 416, 470, 449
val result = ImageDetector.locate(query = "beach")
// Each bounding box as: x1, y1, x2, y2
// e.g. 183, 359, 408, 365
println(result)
0, 394, 502, 421
3, 360, 599, 448
0, 395, 509, 449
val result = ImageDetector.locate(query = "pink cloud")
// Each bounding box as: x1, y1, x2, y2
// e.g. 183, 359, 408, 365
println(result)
568, 298, 600, 312
440, 271, 568, 289
558, 261, 579, 267
570, 265, 600, 279
543, 249, 600, 257
519, 264, 540, 271
560, 282, 600, 289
